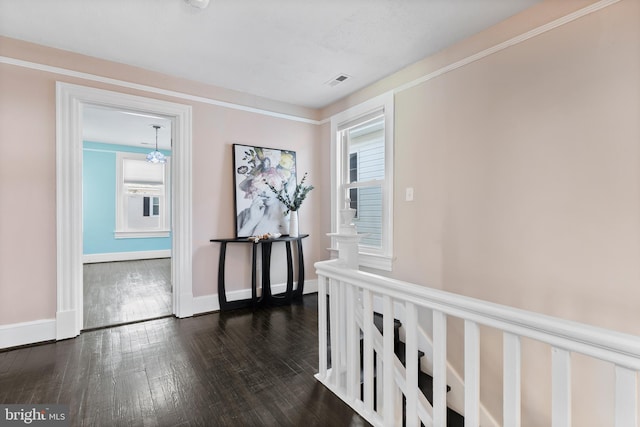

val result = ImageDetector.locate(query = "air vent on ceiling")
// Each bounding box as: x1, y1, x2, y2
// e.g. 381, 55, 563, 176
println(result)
325, 73, 352, 87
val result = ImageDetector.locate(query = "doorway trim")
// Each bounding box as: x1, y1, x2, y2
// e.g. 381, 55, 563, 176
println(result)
56, 82, 194, 340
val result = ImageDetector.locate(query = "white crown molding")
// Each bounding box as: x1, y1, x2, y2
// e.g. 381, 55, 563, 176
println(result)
0, 56, 321, 125
393, 0, 621, 96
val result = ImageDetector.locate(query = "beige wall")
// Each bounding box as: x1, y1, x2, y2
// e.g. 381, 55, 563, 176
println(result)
0, 37, 327, 325
335, 0, 640, 425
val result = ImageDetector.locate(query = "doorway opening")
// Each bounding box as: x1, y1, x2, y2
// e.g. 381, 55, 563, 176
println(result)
56, 83, 194, 340
82, 104, 174, 329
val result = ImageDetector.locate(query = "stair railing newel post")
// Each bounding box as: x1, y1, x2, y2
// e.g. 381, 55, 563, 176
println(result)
327, 198, 366, 269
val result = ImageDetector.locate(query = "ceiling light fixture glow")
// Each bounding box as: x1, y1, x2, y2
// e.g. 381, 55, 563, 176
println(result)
185, 0, 210, 9
146, 125, 167, 164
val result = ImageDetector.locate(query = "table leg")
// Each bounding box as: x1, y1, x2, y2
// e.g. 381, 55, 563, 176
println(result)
284, 241, 294, 304
261, 242, 273, 300
251, 243, 258, 307
217, 241, 228, 308
293, 238, 305, 299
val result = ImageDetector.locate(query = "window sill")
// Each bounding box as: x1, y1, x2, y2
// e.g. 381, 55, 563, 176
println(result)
114, 230, 171, 239
327, 247, 393, 271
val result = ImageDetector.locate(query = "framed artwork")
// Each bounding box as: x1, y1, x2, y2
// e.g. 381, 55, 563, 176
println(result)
233, 144, 297, 238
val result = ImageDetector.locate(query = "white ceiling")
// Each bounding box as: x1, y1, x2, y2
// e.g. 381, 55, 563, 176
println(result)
0, 0, 540, 147
83, 106, 173, 150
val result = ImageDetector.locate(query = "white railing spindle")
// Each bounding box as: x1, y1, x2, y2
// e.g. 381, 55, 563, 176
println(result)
329, 278, 339, 388
405, 302, 419, 427
615, 365, 638, 427
317, 275, 328, 380
363, 289, 375, 411
383, 295, 396, 427
433, 310, 448, 426
346, 284, 358, 400
552, 347, 572, 427
503, 332, 521, 427
465, 320, 480, 427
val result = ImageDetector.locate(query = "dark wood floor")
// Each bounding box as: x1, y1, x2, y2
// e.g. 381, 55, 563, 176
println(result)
0, 294, 369, 427
83, 259, 172, 330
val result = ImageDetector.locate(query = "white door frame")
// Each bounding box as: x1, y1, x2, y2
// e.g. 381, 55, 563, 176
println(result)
56, 82, 194, 340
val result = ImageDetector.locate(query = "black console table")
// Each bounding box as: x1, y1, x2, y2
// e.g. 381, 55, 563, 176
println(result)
210, 234, 308, 311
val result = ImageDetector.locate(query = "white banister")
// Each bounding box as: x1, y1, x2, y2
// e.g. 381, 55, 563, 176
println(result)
464, 320, 480, 427
433, 310, 448, 426
314, 259, 640, 427
503, 332, 522, 427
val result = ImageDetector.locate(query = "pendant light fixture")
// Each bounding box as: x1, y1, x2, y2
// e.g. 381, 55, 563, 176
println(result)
146, 125, 167, 164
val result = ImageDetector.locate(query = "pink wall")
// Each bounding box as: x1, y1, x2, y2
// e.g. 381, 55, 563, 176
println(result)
323, 0, 640, 425
0, 37, 328, 324
0, 63, 58, 322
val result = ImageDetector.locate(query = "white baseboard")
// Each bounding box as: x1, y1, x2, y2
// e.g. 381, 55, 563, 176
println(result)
83, 250, 171, 264
193, 279, 318, 315
0, 279, 318, 349
0, 319, 56, 349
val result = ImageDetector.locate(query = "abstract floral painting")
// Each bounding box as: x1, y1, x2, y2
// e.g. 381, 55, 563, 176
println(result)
232, 144, 297, 238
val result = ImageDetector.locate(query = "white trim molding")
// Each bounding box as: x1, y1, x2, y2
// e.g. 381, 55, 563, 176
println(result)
0, 319, 56, 349
330, 91, 394, 271
192, 279, 318, 314
83, 250, 171, 264
0, 56, 320, 125
56, 82, 194, 340
113, 231, 170, 239
395, 0, 622, 96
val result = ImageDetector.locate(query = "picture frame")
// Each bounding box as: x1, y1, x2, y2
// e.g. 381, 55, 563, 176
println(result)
232, 144, 297, 238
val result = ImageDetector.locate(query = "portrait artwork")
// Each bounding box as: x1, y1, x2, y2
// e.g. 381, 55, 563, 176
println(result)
233, 144, 297, 238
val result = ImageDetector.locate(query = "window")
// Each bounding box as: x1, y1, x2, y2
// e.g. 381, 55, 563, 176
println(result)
143, 196, 160, 217
330, 92, 394, 270
115, 152, 170, 238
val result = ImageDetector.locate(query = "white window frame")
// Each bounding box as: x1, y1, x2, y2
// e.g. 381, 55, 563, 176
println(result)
115, 152, 171, 238
330, 91, 394, 271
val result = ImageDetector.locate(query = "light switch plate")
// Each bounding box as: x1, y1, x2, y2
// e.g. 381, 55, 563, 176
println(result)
405, 187, 414, 202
